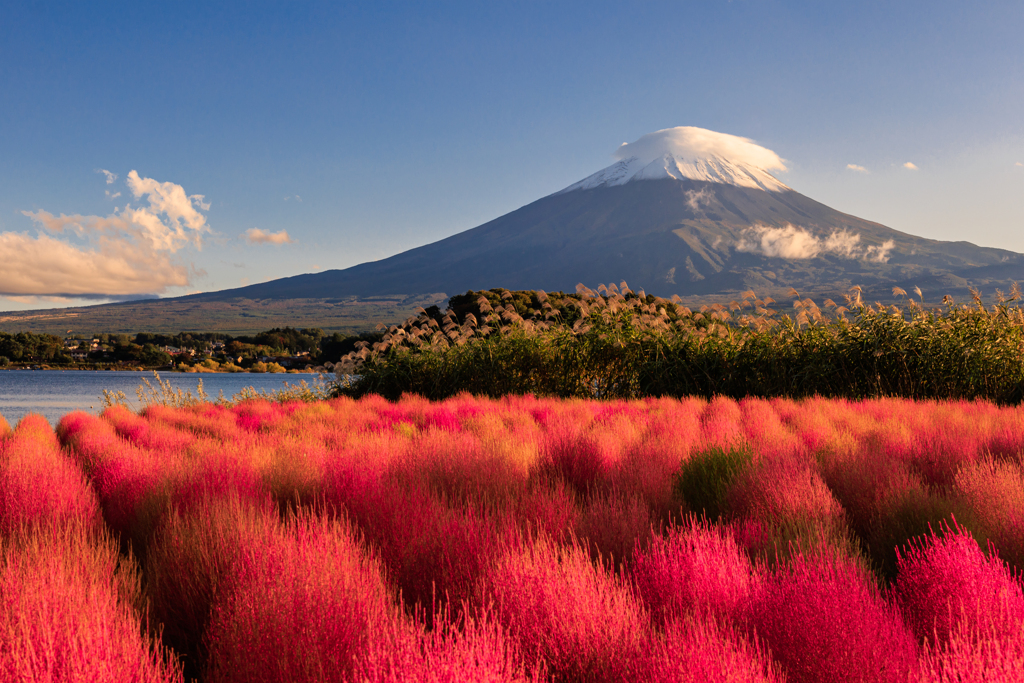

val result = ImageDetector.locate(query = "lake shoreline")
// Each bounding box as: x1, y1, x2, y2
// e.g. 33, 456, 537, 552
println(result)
0, 366, 323, 375
0, 370, 327, 427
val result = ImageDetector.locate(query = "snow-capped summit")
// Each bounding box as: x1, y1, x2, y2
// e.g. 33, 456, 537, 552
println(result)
559, 126, 791, 193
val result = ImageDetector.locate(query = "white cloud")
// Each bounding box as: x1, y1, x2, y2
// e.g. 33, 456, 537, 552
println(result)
736, 224, 894, 263
615, 127, 786, 172
737, 225, 823, 259
124, 171, 210, 242
244, 228, 294, 245
284, 195, 302, 202
685, 187, 714, 211
4, 171, 210, 297
846, 164, 868, 173
2, 295, 75, 306
822, 230, 863, 258
903, 162, 918, 170
1016, 162, 1023, 167
0, 231, 193, 297
105, 190, 121, 199
865, 240, 895, 262
97, 169, 117, 184
26, 171, 209, 253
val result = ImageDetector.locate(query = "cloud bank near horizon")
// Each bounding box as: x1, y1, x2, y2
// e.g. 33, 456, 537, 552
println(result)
614, 127, 787, 172
736, 224, 895, 263
2, 171, 209, 298
245, 228, 294, 245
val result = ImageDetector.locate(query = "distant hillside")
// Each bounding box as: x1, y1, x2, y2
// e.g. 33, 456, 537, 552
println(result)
0, 294, 445, 336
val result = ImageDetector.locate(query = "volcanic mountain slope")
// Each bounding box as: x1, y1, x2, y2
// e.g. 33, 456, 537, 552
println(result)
5, 126, 1022, 334
193, 126, 1021, 303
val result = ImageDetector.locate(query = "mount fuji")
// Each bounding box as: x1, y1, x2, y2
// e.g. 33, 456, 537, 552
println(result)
6, 126, 1023, 333
197, 126, 1020, 303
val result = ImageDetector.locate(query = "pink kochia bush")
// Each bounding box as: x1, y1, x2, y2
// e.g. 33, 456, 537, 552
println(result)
637, 614, 784, 683
750, 546, 920, 683
57, 410, 175, 545
895, 521, 1024, 645
632, 519, 759, 626
349, 607, 544, 683
953, 457, 1024, 571
203, 508, 395, 683
480, 534, 648, 683
145, 495, 281, 677
0, 414, 102, 533
0, 523, 182, 682
895, 521, 1024, 681
325, 472, 507, 617
11, 393, 1024, 681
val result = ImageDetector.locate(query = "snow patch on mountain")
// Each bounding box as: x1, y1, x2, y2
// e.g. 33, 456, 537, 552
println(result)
559, 126, 791, 194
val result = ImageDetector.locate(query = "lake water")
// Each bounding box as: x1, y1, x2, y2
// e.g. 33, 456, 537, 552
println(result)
0, 370, 323, 427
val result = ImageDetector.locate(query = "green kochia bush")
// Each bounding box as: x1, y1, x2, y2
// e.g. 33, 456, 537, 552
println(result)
340, 288, 1024, 403
672, 446, 753, 521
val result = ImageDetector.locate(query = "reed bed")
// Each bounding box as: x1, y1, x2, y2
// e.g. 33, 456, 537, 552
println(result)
1, 394, 1024, 681
338, 283, 1024, 403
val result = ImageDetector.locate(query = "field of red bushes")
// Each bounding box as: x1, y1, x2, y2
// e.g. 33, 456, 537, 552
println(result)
2, 394, 1024, 682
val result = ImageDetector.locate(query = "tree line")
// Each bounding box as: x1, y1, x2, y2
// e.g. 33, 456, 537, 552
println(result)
0, 327, 383, 369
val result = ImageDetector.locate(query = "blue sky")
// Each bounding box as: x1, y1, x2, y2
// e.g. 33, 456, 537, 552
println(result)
2, 1, 1022, 310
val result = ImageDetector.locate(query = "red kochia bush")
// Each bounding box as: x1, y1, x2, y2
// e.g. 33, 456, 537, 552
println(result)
728, 455, 845, 531
0, 523, 183, 683
511, 480, 580, 541
537, 419, 616, 495
0, 414, 102, 533
894, 520, 1024, 647
57, 410, 171, 544
480, 534, 648, 683
203, 508, 395, 683
105, 404, 194, 453
728, 454, 851, 561
953, 457, 1024, 572
356, 609, 544, 683
905, 523, 1024, 682
145, 495, 279, 679
326, 454, 506, 617
699, 395, 745, 449
231, 399, 288, 433
637, 613, 784, 683
614, 406, 698, 521
632, 518, 759, 626
750, 546, 919, 683
916, 628, 1024, 682
576, 489, 653, 567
